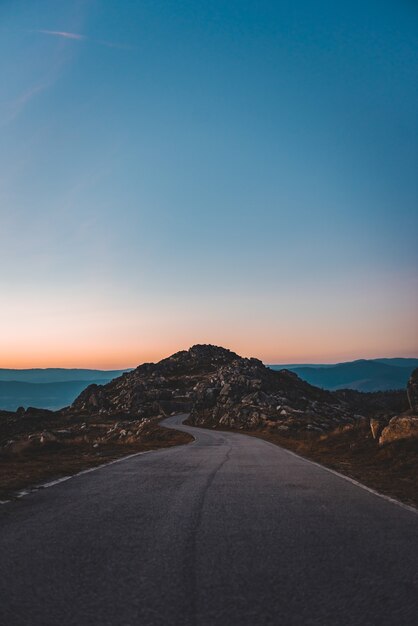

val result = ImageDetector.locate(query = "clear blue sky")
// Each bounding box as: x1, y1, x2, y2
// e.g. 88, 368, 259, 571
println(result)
0, 0, 417, 367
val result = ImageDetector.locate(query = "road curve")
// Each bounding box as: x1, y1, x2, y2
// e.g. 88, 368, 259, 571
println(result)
0, 414, 417, 626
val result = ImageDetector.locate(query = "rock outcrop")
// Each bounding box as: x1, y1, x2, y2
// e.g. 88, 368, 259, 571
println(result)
70, 345, 237, 418
68, 344, 405, 434
189, 357, 357, 432
379, 416, 418, 446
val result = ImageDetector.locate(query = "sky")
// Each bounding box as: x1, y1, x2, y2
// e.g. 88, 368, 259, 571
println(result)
0, 0, 417, 368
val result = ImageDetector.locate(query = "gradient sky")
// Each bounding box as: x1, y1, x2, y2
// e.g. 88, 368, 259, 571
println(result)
1, 0, 417, 368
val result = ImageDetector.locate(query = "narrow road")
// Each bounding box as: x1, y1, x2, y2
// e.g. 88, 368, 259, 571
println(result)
0, 414, 417, 626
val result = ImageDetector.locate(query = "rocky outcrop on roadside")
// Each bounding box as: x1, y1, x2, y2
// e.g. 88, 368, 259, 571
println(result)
0, 414, 162, 457
379, 416, 418, 446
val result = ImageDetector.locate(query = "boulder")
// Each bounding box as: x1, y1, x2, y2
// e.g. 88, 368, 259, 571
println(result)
379, 416, 418, 446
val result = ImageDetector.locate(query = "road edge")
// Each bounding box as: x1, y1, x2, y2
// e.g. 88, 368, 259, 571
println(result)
179, 419, 418, 516
0, 416, 196, 505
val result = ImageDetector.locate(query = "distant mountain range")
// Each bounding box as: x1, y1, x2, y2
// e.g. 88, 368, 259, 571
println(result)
269, 358, 418, 392
0, 368, 129, 383
0, 369, 130, 411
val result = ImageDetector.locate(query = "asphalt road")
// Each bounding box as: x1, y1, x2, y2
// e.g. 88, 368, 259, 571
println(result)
0, 414, 417, 626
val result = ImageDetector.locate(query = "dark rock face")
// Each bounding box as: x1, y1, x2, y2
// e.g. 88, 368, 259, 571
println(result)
69, 344, 405, 434
72, 384, 110, 411
407, 368, 418, 412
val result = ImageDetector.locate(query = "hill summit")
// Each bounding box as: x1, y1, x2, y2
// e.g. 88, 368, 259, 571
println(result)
70, 344, 406, 433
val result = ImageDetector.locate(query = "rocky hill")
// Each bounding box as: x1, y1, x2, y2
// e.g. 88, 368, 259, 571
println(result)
1, 346, 415, 502
71, 345, 236, 417
69, 345, 408, 434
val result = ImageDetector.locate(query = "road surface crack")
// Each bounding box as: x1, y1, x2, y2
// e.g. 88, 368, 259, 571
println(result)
188, 444, 232, 626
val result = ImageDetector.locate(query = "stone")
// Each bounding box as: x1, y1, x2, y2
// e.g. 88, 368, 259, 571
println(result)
379, 416, 418, 446
40, 431, 57, 444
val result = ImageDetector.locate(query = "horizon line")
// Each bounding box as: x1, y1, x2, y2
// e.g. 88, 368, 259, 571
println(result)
1, 354, 417, 372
